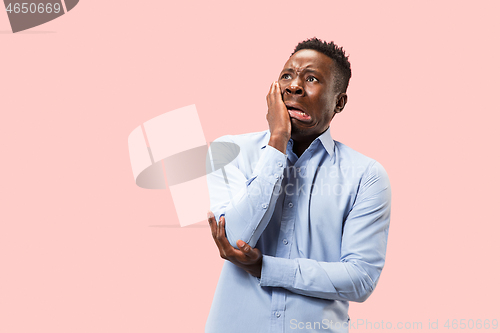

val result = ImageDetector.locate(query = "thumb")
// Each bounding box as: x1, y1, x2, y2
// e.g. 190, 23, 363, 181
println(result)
237, 239, 248, 251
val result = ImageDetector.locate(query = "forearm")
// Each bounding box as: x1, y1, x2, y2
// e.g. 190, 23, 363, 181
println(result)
259, 255, 381, 302
207, 142, 286, 248
267, 132, 289, 154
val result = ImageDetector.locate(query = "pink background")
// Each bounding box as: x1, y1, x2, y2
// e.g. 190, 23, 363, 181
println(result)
1, 1, 499, 332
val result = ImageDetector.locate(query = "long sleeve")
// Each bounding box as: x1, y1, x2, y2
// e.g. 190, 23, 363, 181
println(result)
259, 161, 391, 302
206, 136, 287, 248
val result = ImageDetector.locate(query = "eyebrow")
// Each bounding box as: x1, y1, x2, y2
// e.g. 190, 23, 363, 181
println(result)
281, 67, 322, 76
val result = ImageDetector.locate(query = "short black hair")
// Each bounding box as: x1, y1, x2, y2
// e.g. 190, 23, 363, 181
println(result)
292, 37, 351, 93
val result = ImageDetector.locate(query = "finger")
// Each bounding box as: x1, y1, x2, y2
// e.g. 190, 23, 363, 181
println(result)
267, 81, 275, 97
207, 211, 218, 240
216, 217, 239, 259
268, 81, 283, 108
236, 239, 261, 260
271, 84, 285, 109
214, 216, 229, 258
236, 239, 249, 252
273, 81, 283, 100
217, 217, 233, 247
276, 81, 283, 97
207, 211, 215, 225
217, 216, 230, 247
208, 213, 228, 258
274, 81, 281, 95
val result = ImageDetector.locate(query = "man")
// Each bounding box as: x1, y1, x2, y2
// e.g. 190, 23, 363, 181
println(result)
205, 38, 391, 333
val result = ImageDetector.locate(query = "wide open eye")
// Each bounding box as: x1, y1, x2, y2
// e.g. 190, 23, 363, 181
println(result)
280, 73, 292, 80
306, 76, 318, 82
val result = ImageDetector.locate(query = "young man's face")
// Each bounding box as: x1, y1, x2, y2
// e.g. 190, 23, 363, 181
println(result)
278, 49, 345, 143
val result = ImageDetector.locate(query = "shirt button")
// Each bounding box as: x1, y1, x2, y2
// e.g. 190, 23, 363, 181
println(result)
278, 162, 283, 167
283, 239, 288, 245
288, 202, 293, 208
262, 203, 268, 209
274, 173, 279, 179
275, 311, 281, 318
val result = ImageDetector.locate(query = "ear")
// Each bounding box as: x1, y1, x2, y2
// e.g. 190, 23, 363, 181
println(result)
334, 93, 348, 113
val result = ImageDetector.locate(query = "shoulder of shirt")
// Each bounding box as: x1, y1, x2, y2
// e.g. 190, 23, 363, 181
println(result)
211, 130, 269, 147
332, 139, 387, 175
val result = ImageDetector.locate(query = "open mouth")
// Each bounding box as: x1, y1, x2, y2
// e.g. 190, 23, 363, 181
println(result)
286, 104, 312, 122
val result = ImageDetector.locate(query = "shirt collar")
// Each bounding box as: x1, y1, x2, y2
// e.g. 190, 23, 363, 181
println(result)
317, 127, 335, 159
262, 127, 335, 159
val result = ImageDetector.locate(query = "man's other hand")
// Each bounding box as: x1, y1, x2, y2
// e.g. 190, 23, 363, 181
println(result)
208, 212, 263, 278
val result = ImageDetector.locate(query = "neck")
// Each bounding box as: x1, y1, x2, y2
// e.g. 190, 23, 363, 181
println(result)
292, 139, 312, 157
292, 141, 311, 157
291, 127, 329, 157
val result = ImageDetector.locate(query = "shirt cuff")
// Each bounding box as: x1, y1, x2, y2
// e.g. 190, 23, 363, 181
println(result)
259, 255, 296, 288
251, 145, 287, 185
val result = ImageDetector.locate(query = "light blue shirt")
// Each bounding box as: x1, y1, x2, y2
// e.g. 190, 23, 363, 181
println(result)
205, 127, 391, 333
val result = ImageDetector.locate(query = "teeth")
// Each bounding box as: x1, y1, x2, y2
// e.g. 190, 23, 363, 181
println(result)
288, 107, 307, 117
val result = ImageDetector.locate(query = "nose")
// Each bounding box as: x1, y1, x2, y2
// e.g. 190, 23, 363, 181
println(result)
285, 78, 304, 96
286, 85, 303, 95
